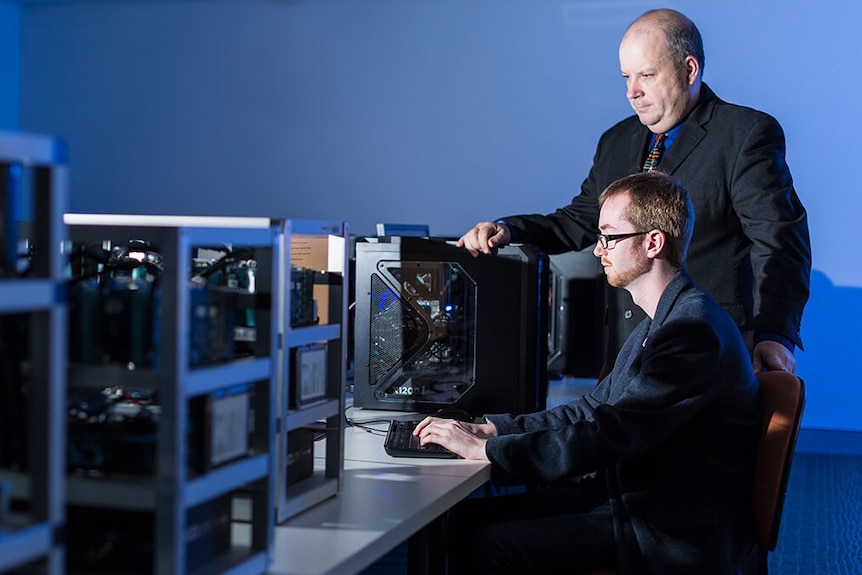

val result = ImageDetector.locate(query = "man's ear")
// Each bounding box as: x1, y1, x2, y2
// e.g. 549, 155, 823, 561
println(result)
644, 229, 665, 259
684, 55, 700, 85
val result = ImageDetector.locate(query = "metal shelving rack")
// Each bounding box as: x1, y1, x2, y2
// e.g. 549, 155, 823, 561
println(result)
63, 214, 281, 575
0, 131, 68, 575
275, 219, 347, 523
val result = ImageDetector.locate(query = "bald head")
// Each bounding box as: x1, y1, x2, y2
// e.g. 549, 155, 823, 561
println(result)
626, 9, 705, 78
619, 9, 703, 133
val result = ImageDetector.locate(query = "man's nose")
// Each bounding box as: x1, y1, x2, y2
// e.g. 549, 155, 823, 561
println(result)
626, 78, 642, 100
593, 242, 605, 257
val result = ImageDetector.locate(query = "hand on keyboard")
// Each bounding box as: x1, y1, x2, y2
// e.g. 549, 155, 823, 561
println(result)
383, 419, 458, 459
411, 415, 496, 462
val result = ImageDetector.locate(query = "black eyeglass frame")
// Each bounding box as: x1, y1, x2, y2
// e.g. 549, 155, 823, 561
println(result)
595, 231, 648, 249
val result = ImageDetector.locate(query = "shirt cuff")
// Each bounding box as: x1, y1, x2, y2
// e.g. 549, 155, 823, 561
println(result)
494, 219, 517, 242
754, 332, 795, 352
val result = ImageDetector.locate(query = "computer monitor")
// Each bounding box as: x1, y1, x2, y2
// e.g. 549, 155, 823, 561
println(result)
375, 223, 430, 237
352, 236, 549, 416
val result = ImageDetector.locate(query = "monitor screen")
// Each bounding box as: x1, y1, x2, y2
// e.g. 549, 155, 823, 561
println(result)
374, 223, 430, 237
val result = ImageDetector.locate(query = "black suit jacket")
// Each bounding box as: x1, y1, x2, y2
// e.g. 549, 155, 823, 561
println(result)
503, 84, 811, 362
485, 272, 761, 574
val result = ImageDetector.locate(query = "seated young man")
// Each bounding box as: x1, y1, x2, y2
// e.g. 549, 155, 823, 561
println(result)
414, 171, 761, 574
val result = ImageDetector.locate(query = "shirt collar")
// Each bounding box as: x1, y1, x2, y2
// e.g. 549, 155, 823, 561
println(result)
650, 122, 685, 150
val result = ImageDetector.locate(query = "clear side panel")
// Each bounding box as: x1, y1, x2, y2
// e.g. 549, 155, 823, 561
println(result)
368, 260, 477, 405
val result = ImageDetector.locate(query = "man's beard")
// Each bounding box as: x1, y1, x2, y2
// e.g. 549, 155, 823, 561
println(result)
605, 249, 650, 289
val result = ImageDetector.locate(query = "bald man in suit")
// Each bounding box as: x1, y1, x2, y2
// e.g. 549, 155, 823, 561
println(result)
458, 8, 810, 375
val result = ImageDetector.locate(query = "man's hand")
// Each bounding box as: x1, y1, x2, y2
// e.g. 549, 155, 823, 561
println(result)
752, 340, 796, 373
413, 416, 497, 461
456, 222, 512, 256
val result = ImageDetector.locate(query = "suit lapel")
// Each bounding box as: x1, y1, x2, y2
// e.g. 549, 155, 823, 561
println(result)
660, 84, 718, 175
627, 123, 653, 173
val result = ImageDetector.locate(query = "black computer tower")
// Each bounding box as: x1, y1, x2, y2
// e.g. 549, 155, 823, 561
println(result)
352, 237, 549, 416
547, 250, 605, 379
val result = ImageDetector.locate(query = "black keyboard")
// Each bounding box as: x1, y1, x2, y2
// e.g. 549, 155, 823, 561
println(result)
383, 419, 458, 459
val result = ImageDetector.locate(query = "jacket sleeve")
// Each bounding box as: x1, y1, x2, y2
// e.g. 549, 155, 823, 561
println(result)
482, 315, 726, 485
728, 113, 811, 348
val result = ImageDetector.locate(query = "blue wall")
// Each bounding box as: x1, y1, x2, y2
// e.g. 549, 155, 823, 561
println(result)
6, 1, 861, 434
0, 1, 19, 130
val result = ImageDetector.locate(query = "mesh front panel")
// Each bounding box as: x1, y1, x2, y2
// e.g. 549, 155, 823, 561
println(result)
368, 272, 429, 386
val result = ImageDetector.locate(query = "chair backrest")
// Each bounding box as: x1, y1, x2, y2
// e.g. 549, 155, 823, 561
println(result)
752, 370, 806, 552
583, 371, 805, 575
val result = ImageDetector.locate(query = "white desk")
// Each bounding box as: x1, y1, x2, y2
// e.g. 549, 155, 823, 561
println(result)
268, 424, 491, 575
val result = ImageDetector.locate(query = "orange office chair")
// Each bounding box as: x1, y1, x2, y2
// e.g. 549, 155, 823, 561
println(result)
585, 370, 806, 575
747, 370, 806, 574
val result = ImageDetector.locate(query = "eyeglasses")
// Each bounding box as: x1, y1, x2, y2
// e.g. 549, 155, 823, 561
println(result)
595, 231, 647, 250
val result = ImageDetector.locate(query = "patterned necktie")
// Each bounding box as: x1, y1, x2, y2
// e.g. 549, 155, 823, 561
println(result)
642, 132, 667, 172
